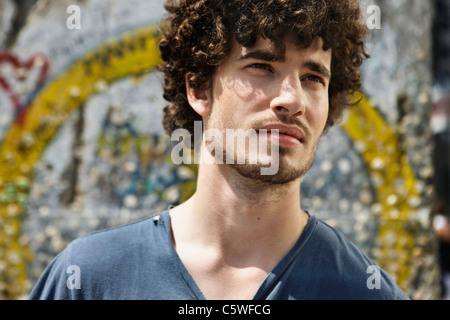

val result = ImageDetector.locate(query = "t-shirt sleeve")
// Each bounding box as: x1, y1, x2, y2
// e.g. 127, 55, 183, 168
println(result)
388, 273, 411, 300
395, 286, 411, 300
28, 247, 79, 300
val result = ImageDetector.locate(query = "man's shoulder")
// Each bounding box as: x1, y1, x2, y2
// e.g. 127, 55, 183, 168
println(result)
69, 212, 164, 251
60, 211, 170, 270
29, 211, 171, 299
312, 217, 367, 254
299, 216, 410, 299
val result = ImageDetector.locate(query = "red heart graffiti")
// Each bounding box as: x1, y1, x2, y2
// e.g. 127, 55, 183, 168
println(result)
0, 52, 50, 125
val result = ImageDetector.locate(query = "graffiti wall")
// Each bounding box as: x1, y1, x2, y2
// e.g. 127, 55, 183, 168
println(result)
0, 0, 442, 299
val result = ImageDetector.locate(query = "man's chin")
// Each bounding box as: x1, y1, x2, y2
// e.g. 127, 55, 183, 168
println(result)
230, 162, 307, 185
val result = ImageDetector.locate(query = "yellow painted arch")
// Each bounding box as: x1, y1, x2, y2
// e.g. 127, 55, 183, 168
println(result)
0, 26, 162, 299
0, 25, 420, 298
342, 93, 421, 290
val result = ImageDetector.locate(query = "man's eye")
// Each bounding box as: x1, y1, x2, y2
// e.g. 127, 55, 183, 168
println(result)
248, 63, 272, 72
303, 75, 325, 85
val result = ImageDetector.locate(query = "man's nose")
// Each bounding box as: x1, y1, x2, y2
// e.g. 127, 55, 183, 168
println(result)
270, 76, 306, 117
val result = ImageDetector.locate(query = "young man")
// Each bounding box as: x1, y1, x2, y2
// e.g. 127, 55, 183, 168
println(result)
30, 0, 409, 300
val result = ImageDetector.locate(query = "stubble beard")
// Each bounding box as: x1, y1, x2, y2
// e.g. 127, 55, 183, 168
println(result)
229, 142, 318, 186
204, 113, 320, 188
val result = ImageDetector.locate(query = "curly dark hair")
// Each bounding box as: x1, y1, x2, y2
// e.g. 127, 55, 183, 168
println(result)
159, 0, 369, 141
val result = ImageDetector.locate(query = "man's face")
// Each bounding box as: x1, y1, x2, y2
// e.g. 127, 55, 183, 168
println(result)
199, 36, 331, 184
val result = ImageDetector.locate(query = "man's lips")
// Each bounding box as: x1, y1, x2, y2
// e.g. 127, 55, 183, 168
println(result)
258, 124, 305, 146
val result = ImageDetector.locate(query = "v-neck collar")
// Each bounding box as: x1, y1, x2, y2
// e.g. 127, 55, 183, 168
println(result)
158, 209, 317, 300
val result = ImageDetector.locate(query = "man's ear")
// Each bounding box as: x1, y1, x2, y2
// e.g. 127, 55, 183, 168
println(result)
185, 73, 211, 117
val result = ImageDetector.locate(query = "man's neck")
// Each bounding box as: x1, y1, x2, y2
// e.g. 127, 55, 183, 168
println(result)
170, 162, 308, 266
168, 162, 309, 299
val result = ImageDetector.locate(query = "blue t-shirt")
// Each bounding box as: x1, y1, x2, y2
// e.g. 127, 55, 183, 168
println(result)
29, 209, 410, 300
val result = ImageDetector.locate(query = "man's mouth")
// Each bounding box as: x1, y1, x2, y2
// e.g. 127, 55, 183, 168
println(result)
258, 124, 305, 146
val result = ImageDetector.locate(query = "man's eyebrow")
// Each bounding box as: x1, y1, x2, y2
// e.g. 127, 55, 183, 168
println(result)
239, 50, 284, 62
240, 50, 331, 78
304, 60, 331, 79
